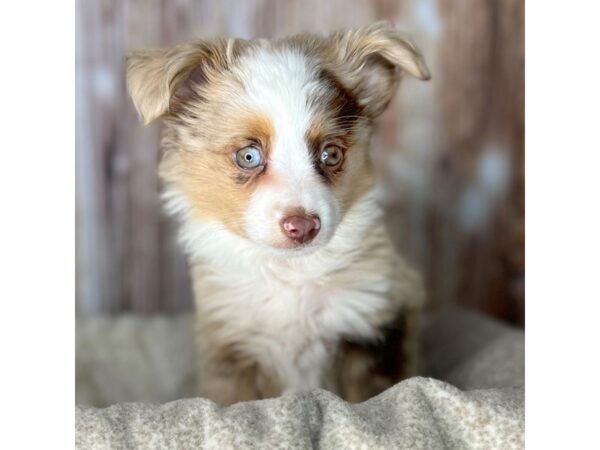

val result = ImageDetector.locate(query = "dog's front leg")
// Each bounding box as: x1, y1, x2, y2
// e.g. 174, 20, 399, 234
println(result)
337, 307, 421, 403
197, 356, 262, 406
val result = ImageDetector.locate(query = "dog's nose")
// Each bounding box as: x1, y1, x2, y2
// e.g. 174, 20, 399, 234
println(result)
281, 214, 321, 244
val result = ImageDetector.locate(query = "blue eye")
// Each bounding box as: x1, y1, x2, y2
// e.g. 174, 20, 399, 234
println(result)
235, 146, 262, 169
320, 146, 343, 167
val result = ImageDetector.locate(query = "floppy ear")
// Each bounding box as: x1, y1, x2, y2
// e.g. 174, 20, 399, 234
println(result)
125, 38, 245, 125
328, 21, 430, 117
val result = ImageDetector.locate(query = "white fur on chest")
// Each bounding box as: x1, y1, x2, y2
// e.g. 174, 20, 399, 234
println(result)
194, 249, 394, 390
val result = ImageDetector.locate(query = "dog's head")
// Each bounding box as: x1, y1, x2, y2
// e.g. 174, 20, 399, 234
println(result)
126, 22, 429, 255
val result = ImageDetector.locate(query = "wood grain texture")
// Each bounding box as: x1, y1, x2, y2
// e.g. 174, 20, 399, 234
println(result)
76, 0, 524, 326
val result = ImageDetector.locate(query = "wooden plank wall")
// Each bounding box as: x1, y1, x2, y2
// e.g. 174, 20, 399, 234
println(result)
76, 0, 524, 326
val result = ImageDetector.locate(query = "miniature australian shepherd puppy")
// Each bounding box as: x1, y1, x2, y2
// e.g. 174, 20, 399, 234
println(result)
126, 22, 429, 405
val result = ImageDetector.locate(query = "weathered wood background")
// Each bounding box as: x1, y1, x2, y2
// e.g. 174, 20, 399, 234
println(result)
76, 0, 524, 326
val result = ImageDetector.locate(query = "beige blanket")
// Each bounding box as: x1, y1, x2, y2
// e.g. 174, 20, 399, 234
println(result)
76, 308, 524, 449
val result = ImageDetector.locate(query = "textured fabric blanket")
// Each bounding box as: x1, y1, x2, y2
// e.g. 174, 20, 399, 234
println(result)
76, 308, 524, 449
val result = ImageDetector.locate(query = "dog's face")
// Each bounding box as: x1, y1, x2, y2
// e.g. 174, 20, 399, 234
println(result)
127, 22, 429, 254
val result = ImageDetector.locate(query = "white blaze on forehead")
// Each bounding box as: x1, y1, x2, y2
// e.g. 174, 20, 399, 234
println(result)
236, 48, 320, 184
236, 48, 341, 248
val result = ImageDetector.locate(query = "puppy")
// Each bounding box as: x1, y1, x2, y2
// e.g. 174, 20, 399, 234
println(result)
126, 22, 429, 405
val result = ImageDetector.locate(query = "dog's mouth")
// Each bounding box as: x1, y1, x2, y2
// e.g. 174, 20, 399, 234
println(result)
254, 229, 331, 257
264, 241, 323, 257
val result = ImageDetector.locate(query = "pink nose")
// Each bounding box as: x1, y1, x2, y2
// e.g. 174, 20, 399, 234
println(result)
281, 214, 321, 244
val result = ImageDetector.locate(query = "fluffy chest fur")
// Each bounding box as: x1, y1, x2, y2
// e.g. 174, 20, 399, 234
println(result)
192, 257, 392, 390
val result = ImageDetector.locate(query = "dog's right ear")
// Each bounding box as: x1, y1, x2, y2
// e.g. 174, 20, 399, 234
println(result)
126, 38, 245, 125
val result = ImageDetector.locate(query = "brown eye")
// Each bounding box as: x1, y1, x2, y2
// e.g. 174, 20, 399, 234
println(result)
320, 146, 343, 167
235, 146, 263, 169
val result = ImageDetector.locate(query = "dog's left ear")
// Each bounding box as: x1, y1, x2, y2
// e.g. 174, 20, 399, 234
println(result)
328, 22, 430, 117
